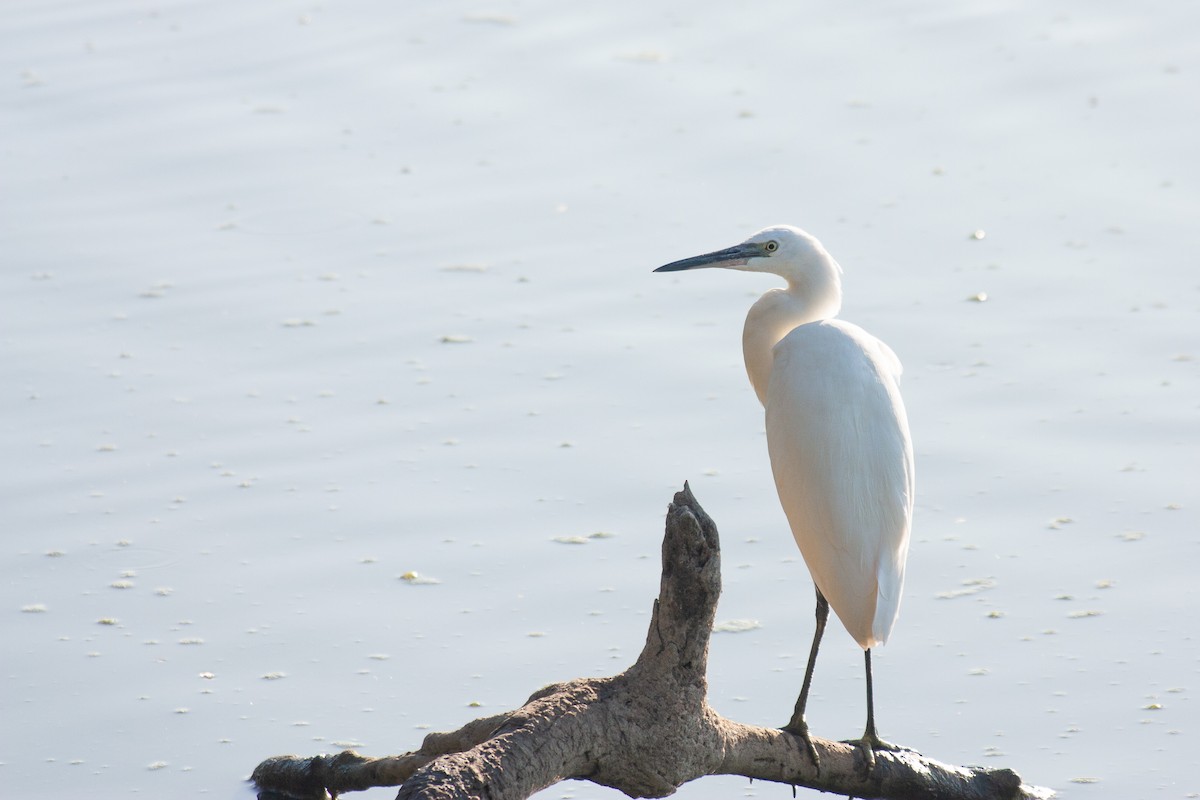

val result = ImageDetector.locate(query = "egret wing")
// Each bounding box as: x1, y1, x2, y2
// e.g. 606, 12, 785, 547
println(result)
765, 319, 914, 649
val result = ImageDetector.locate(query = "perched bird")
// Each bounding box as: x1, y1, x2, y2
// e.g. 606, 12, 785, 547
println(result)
655, 225, 914, 770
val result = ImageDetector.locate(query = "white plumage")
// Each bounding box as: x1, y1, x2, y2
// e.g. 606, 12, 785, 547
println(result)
766, 318, 913, 648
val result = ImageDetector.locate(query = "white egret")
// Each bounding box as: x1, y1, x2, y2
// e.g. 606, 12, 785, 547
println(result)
655, 225, 914, 771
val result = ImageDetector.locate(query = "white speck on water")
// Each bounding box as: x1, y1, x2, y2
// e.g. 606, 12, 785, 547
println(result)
552, 532, 614, 544
936, 578, 997, 599
616, 50, 668, 64
399, 571, 440, 585
1067, 610, 1103, 619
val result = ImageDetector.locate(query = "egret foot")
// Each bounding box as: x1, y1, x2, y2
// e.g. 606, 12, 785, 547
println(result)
781, 717, 820, 770
840, 730, 907, 776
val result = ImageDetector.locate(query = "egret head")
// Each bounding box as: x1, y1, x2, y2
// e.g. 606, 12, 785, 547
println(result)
654, 225, 842, 286
655, 225, 846, 404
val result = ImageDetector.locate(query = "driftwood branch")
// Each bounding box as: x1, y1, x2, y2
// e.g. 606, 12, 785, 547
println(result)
252, 484, 1053, 800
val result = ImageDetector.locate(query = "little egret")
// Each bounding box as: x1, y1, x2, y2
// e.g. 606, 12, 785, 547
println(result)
654, 225, 914, 771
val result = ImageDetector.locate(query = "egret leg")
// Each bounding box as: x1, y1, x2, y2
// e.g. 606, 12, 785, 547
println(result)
842, 649, 904, 774
781, 587, 828, 768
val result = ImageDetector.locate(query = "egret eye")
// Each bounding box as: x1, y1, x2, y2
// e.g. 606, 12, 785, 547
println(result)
764, 240, 779, 253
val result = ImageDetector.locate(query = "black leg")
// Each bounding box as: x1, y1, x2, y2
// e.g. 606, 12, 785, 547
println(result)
843, 648, 904, 774
781, 587, 828, 768
864, 648, 878, 740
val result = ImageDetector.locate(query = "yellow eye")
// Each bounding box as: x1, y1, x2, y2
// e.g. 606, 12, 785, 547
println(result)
764, 240, 779, 253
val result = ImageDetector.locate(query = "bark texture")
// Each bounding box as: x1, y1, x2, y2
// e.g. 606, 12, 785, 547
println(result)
252, 484, 1053, 800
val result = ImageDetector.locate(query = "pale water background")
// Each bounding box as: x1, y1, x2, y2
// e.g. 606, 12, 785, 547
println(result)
3, 1, 1198, 798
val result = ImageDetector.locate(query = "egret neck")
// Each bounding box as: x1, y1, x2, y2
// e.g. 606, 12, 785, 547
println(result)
742, 257, 843, 406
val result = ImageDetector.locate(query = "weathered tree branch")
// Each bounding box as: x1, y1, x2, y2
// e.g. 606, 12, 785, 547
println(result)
252, 484, 1054, 800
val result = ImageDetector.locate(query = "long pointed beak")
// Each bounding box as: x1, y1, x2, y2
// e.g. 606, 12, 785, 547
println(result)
653, 242, 762, 272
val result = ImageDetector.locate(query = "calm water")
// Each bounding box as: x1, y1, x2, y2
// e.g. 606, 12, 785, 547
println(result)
3, 1, 1197, 798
